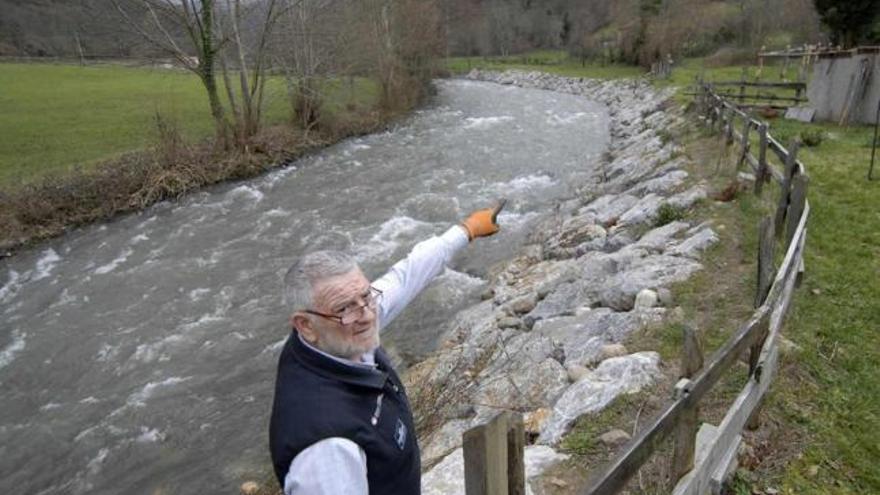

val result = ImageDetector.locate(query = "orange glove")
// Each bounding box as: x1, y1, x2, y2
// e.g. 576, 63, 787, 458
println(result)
461, 199, 506, 241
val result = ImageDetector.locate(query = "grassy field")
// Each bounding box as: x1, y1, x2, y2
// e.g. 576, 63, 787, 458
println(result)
453, 50, 880, 493
758, 118, 880, 493
0, 62, 378, 187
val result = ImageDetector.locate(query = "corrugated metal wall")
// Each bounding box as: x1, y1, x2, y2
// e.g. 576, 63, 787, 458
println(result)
807, 54, 880, 124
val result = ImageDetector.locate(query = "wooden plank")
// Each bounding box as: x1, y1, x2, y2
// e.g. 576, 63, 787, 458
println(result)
676, 344, 779, 495
731, 128, 744, 145
507, 412, 526, 495
581, 399, 690, 495
767, 163, 785, 185
676, 250, 802, 495
681, 92, 807, 103
710, 81, 806, 90
745, 152, 759, 173
759, 228, 805, 368
774, 140, 801, 237
464, 413, 509, 495
724, 103, 751, 121
686, 307, 770, 403
786, 173, 809, 248
771, 201, 810, 291
672, 327, 704, 482
709, 434, 741, 495
767, 136, 806, 179
796, 252, 805, 288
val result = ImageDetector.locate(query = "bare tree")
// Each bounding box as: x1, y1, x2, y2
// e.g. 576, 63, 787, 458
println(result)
112, 0, 229, 141
270, 0, 344, 129
217, 0, 281, 143
112, 0, 284, 146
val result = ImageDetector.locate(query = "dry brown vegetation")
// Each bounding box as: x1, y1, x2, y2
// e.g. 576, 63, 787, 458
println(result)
0, 107, 388, 254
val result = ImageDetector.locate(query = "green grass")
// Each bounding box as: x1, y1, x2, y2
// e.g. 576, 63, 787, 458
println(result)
561, 391, 651, 456
756, 118, 880, 493
682, 93, 880, 492
0, 62, 378, 186
677, 89, 880, 492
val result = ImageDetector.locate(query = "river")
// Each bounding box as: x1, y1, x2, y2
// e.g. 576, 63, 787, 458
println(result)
0, 79, 609, 494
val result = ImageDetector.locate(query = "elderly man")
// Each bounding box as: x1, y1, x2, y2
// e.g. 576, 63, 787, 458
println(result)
270, 202, 504, 494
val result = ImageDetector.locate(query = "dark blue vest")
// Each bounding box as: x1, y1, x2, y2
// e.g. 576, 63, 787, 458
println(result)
269, 333, 421, 494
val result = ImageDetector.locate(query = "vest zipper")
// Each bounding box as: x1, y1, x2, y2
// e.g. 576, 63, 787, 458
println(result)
371, 393, 384, 426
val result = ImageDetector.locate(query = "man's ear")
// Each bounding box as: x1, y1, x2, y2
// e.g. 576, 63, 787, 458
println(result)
291, 312, 318, 344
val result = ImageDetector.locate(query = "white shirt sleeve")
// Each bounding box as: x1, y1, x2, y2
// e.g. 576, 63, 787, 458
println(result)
372, 226, 469, 331
284, 437, 368, 495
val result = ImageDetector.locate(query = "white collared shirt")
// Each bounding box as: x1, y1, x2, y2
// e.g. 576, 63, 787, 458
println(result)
283, 226, 469, 494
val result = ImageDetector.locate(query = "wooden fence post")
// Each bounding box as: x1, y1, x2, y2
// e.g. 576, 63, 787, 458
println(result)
774, 141, 801, 237
785, 174, 809, 248
710, 100, 719, 132
754, 216, 776, 309
754, 123, 769, 195
738, 118, 751, 168
725, 108, 734, 145
671, 325, 704, 483
507, 413, 526, 495
746, 217, 775, 430
463, 412, 525, 495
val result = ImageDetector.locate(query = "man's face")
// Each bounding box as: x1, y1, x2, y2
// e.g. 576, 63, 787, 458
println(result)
296, 268, 379, 360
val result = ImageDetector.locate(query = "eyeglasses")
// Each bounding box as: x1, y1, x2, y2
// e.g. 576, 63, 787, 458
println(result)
303, 287, 383, 325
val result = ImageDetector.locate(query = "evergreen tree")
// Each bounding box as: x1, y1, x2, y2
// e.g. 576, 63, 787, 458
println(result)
813, 0, 880, 47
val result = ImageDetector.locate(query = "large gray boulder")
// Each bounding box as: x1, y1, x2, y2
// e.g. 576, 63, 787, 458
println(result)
599, 254, 703, 310
577, 193, 639, 225
618, 193, 665, 227
538, 352, 662, 445
666, 184, 708, 210
472, 357, 569, 413
668, 227, 719, 259
422, 445, 570, 495
421, 418, 475, 469
543, 215, 607, 259
630, 221, 690, 253
532, 308, 664, 365
624, 169, 689, 197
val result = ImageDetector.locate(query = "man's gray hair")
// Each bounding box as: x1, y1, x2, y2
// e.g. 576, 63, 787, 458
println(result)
284, 250, 358, 311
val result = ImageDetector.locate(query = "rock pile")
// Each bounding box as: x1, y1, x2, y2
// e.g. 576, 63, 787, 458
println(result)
415, 70, 718, 492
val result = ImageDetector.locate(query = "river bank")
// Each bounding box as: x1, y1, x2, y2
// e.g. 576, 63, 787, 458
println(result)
0, 105, 399, 256
411, 70, 720, 494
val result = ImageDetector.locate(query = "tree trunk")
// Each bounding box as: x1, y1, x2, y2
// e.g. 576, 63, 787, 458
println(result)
201, 66, 229, 144
198, 0, 229, 145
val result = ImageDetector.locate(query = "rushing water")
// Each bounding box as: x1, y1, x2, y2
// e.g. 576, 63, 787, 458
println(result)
0, 79, 609, 494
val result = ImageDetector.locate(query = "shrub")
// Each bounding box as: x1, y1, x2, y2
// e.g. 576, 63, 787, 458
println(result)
800, 129, 825, 147
654, 203, 685, 227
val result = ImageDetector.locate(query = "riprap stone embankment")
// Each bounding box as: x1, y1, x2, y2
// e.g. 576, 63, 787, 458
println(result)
416, 70, 718, 494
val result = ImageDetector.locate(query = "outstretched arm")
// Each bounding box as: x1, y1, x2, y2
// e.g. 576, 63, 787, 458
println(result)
372, 201, 505, 330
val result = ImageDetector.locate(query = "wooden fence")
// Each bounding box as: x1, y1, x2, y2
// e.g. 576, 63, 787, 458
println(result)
462, 84, 810, 494
685, 76, 807, 111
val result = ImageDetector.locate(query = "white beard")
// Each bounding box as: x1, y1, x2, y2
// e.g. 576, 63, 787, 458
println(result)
317, 326, 380, 361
